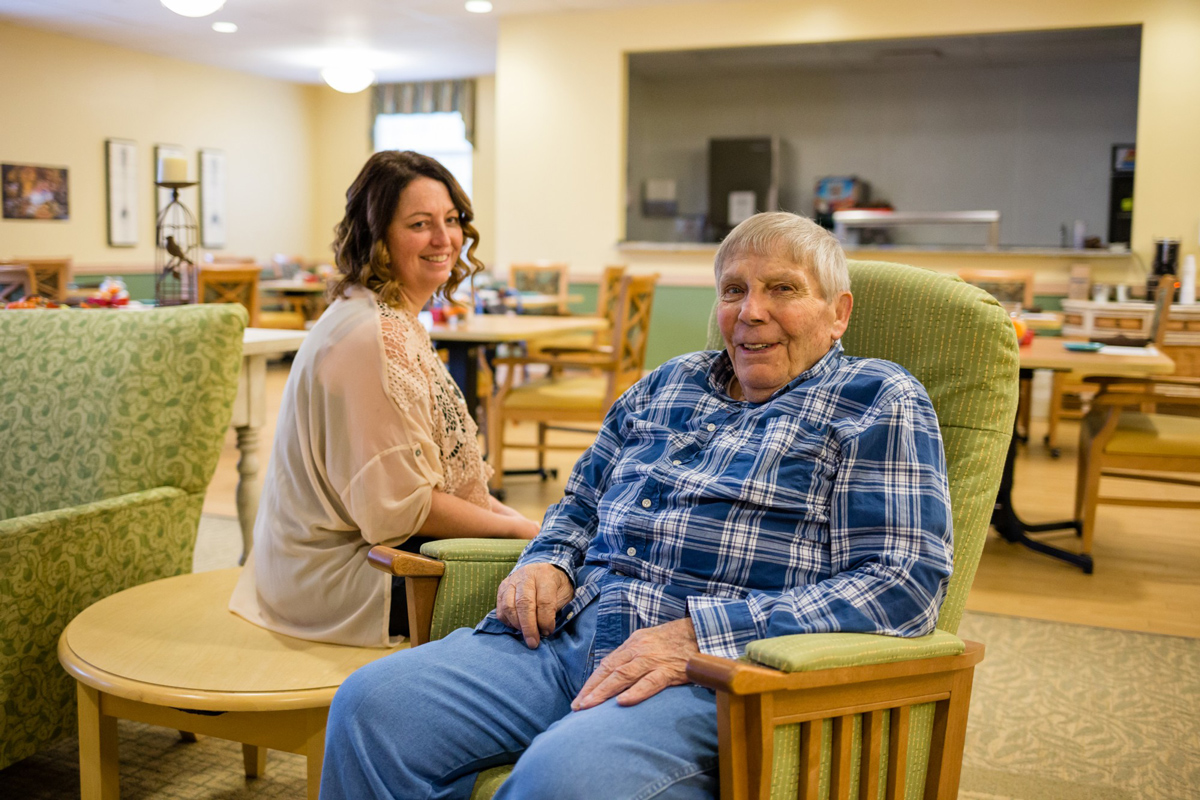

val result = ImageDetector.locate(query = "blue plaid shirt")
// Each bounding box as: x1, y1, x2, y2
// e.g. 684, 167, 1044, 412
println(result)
477, 342, 953, 661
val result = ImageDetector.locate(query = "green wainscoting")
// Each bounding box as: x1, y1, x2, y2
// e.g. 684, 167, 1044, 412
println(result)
72, 273, 157, 302
568, 282, 716, 370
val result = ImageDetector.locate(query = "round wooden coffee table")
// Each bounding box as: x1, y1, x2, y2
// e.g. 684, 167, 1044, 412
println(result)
58, 568, 399, 800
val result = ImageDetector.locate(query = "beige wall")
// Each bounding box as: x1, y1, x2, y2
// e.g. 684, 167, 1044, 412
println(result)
495, 0, 1200, 285
307, 75, 498, 268
0, 22, 313, 272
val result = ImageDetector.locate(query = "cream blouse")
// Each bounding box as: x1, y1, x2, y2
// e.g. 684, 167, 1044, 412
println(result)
229, 284, 492, 647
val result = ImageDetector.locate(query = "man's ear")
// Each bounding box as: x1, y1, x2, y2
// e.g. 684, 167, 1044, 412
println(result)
830, 291, 853, 341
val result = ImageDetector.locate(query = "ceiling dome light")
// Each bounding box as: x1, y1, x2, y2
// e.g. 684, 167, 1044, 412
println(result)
211, 21, 238, 33
161, 0, 226, 18
465, 0, 493, 12
321, 64, 376, 94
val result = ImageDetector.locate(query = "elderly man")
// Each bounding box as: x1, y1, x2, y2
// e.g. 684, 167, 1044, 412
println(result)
321, 212, 952, 800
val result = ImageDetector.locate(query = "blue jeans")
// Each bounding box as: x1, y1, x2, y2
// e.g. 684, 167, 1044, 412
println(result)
320, 601, 719, 799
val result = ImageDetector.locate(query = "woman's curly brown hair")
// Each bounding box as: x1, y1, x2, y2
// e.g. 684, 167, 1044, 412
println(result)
330, 150, 484, 308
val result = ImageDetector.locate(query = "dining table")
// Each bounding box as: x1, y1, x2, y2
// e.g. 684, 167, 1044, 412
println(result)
996, 336, 1175, 572
427, 313, 607, 422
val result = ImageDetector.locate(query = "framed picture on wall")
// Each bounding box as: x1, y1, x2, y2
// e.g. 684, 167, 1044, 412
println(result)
199, 148, 227, 249
105, 139, 138, 246
2, 163, 69, 220
154, 143, 187, 226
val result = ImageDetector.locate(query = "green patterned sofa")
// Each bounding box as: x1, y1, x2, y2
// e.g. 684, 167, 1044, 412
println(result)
0, 304, 246, 770
371, 260, 1018, 799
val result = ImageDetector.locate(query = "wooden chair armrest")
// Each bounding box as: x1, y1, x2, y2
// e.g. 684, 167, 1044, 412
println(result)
687, 640, 984, 696
367, 545, 446, 578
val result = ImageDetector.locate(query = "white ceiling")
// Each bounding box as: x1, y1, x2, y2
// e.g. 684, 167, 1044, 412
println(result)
0, 0, 698, 84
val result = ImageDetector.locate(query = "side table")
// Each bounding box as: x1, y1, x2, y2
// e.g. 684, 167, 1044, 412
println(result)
57, 569, 397, 799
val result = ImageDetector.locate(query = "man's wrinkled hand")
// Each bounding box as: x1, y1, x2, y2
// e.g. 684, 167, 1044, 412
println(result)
571, 617, 699, 710
495, 563, 574, 649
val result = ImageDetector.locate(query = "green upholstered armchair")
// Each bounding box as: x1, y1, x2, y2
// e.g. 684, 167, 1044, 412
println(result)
368, 260, 1018, 799
0, 304, 246, 770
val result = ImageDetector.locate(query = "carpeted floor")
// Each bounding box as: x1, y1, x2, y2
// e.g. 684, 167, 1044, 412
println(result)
2, 516, 1196, 799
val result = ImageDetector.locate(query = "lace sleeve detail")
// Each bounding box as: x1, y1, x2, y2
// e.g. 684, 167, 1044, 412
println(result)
377, 302, 493, 509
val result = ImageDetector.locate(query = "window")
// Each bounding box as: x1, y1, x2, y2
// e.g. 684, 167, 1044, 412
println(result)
374, 112, 473, 199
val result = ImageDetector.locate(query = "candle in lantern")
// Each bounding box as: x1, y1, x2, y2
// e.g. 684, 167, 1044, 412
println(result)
157, 156, 190, 184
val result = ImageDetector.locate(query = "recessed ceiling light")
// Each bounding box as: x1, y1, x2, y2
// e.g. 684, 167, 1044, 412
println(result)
211, 21, 238, 33
465, 0, 493, 13
321, 64, 376, 94
161, 0, 226, 18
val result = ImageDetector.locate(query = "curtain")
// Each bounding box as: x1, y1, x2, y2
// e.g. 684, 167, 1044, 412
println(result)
371, 79, 477, 145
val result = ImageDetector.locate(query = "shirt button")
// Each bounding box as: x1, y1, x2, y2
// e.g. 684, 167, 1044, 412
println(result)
641, 498, 652, 508
626, 547, 636, 556
706, 423, 716, 432
672, 459, 682, 466
566, 611, 574, 620
415, 447, 422, 456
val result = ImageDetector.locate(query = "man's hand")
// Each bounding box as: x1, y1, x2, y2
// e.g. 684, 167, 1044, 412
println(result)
495, 563, 573, 649
571, 617, 699, 710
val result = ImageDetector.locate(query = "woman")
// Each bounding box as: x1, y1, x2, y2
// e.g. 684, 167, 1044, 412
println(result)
231, 151, 539, 647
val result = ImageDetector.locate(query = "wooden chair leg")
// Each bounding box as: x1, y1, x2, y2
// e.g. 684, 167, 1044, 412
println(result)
1047, 371, 1066, 451
1077, 437, 1104, 554
536, 423, 547, 473
488, 396, 505, 492
305, 708, 327, 800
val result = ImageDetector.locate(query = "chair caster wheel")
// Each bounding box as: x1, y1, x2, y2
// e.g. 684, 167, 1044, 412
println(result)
490, 488, 507, 501
1050, 448, 1061, 458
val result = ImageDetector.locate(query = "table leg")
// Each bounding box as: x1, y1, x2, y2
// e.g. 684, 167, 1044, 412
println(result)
233, 353, 268, 565
992, 409, 1093, 573
442, 343, 479, 422
305, 708, 327, 800
77, 684, 119, 800
243, 743, 268, 778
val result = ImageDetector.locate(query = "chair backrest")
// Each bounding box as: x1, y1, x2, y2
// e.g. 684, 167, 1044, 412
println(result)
594, 265, 627, 344
708, 260, 1018, 635
0, 258, 68, 302
510, 263, 569, 314
957, 267, 1035, 310
605, 273, 659, 408
199, 265, 260, 326
0, 304, 247, 519
0, 264, 36, 303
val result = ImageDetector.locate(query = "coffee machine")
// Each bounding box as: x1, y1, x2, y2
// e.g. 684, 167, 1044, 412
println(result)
1147, 237, 1180, 299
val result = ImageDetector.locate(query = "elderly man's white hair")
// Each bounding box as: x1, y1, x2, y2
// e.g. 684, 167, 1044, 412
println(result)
713, 212, 850, 302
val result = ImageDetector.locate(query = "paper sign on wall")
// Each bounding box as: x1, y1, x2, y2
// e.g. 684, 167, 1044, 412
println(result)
728, 191, 756, 225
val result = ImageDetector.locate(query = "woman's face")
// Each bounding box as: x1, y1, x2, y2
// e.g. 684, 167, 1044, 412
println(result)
386, 176, 464, 308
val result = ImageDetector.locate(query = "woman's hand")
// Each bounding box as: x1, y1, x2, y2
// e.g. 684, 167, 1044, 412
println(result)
506, 515, 541, 540
490, 497, 541, 539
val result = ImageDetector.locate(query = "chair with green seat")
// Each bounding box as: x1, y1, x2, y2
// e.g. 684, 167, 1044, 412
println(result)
0, 304, 246, 770
368, 259, 1018, 799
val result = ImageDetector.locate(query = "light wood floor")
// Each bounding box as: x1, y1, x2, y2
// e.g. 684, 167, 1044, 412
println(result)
205, 361, 1200, 638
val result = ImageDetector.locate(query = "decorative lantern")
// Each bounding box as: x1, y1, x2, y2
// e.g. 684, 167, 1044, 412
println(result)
155, 159, 199, 306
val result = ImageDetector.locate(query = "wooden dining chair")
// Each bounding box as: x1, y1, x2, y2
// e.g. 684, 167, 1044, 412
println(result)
1047, 275, 1175, 454
0, 257, 69, 302
198, 265, 260, 327
0, 264, 36, 304
536, 265, 627, 360
487, 273, 658, 491
509, 263, 570, 315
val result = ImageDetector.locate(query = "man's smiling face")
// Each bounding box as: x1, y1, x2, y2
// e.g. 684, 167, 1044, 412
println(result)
716, 252, 852, 403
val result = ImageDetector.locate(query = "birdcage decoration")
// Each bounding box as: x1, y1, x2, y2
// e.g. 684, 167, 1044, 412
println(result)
155, 184, 200, 306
